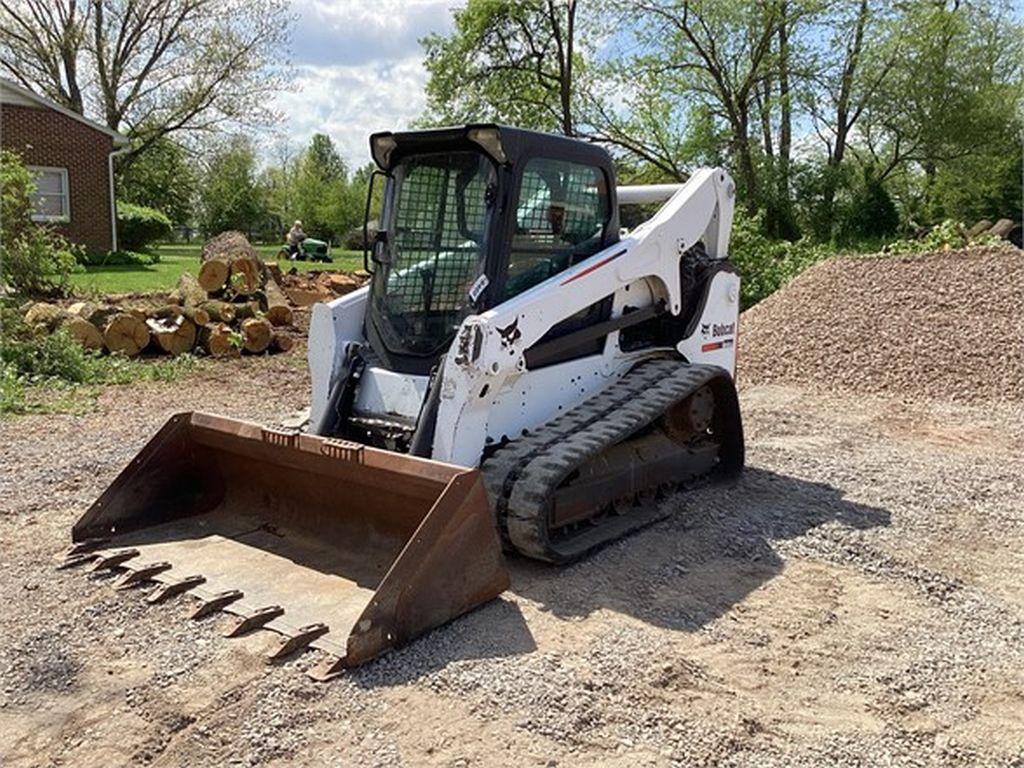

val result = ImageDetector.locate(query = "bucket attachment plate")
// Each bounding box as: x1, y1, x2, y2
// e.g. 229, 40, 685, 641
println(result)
64, 411, 509, 675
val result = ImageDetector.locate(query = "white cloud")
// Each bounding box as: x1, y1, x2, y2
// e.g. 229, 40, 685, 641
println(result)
262, 0, 458, 168
269, 57, 431, 168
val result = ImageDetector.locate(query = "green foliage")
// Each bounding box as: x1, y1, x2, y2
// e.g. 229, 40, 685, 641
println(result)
0, 149, 80, 297
117, 202, 173, 251
420, 0, 580, 134
881, 220, 1003, 255
729, 211, 831, 308
76, 249, 160, 267
117, 136, 197, 225
198, 136, 266, 236
839, 167, 900, 242
0, 302, 200, 415
261, 135, 364, 245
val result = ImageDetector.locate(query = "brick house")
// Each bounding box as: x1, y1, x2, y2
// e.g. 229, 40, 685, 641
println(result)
1, 78, 130, 254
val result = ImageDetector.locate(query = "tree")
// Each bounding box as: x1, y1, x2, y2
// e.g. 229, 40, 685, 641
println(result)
197, 137, 266, 236
117, 136, 196, 225
0, 0, 291, 161
800, 0, 900, 239
261, 134, 363, 245
421, 0, 581, 135
857, 1, 1022, 206
618, 1, 788, 213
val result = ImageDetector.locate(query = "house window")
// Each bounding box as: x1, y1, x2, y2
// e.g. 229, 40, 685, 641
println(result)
27, 167, 70, 222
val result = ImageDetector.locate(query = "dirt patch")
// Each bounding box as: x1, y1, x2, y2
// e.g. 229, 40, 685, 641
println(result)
739, 245, 1024, 403
2, 361, 1023, 765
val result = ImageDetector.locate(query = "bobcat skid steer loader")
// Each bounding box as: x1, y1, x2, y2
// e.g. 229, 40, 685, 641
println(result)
62, 125, 744, 680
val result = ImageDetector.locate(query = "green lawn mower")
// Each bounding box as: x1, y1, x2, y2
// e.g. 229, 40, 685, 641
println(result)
278, 237, 333, 263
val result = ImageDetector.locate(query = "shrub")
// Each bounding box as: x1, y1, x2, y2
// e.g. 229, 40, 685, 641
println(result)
840, 166, 900, 241
117, 202, 172, 251
0, 149, 80, 297
881, 219, 1003, 254
729, 210, 831, 308
77, 249, 160, 267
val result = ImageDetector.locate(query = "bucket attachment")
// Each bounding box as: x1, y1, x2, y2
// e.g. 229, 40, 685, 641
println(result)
63, 412, 509, 680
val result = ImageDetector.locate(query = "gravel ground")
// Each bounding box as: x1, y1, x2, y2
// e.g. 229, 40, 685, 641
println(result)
740, 245, 1023, 403
1, 336, 1023, 766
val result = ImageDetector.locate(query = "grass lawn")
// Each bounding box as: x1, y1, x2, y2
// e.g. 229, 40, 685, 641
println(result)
69, 243, 364, 295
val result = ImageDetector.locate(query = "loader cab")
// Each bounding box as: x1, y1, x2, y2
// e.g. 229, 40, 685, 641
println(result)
364, 124, 620, 375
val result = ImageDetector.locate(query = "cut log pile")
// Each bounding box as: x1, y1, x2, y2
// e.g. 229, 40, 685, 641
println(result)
21, 232, 303, 359
278, 268, 369, 307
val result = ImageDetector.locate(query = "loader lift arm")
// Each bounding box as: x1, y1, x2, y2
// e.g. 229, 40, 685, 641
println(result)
432, 167, 737, 466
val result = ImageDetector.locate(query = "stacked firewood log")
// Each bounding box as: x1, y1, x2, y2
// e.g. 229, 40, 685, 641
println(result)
21, 232, 296, 358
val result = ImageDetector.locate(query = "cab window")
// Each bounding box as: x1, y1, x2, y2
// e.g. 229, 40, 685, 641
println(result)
503, 158, 609, 300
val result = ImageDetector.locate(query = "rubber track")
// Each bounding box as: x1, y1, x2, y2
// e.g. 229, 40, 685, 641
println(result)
481, 358, 743, 563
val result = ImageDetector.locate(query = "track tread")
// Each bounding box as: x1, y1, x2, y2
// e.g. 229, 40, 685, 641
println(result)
482, 358, 743, 563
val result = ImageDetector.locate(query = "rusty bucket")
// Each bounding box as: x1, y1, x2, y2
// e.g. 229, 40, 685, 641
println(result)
63, 412, 509, 680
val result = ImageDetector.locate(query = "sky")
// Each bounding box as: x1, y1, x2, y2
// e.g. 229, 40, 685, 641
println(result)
268, 0, 458, 169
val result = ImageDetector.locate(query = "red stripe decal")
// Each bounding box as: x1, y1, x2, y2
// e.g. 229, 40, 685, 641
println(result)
559, 249, 626, 286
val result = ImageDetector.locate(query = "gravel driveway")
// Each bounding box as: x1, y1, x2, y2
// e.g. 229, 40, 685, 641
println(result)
1, 345, 1021, 766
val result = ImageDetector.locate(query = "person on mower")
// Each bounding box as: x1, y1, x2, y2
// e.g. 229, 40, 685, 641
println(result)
286, 220, 307, 261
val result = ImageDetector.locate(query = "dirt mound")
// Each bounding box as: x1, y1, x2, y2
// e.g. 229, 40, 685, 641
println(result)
739, 244, 1023, 403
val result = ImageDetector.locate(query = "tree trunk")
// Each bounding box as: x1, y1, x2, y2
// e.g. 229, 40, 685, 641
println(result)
198, 323, 240, 358
199, 300, 237, 324
24, 302, 68, 331
147, 316, 197, 356
199, 231, 265, 295
270, 331, 294, 353
63, 317, 104, 351
262, 279, 294, 327
176, 272, 208, 310
103, 313, 150, 356
240, 318, 273, 353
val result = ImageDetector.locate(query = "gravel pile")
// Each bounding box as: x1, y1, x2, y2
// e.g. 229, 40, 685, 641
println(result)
739, 244, 1023, 403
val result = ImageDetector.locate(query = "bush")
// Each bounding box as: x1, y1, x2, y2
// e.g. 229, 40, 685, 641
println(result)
77, 249, 160, 267
881, 219, 1003, 254
729, 210, 831, 308
117, 202, 172, 251
840, 166, 900, 241
0, 149, 80, 297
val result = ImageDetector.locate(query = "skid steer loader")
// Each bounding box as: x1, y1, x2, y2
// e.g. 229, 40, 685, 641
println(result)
62, 125, 744, 680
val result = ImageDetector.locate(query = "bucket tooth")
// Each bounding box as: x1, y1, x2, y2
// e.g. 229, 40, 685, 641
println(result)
63, 538, 109, 558
89, 548, 141, 572
268, 623, 329, 661
147, 575, 206, 605
57, 552, 99, 570
308, 655, 346, 683
114, 561, 172, 590
224, 605, 284, 637
189, 589, 244, 620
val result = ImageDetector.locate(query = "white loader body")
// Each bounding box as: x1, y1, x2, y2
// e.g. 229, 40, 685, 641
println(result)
309, 167, 740, 467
